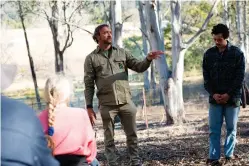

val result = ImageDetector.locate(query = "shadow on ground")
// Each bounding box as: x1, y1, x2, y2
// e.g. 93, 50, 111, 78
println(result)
96, 115, 249, 166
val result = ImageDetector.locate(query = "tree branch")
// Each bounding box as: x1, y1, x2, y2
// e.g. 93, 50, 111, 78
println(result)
182, 0, 220, 49
29, 9, 93, 35
129, 38, 143, 55
139, 28, 149, 41
102, 1, 110, 24
68, 24, 93, 34
0, 1, 8, 8
42, 9, 50, 21
68, 1, 82, 22
64, 30, 74, 50
122, 14, 132, 24
62, 1, 72, 54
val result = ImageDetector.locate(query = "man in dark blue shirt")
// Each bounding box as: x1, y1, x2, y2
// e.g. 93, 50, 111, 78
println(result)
1, 64, 59, 166
202, 24, 245, 165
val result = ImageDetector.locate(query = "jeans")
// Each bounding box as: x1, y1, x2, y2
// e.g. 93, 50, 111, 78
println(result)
90, 158, 100, 166
208, 104, 240, 160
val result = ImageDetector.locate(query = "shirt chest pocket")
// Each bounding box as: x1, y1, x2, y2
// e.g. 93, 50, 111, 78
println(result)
113, 56, 126, 72
93, 59, 108, 76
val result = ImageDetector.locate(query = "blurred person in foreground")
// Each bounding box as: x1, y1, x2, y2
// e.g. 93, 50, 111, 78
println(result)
38, 75, 99, 166
202, 23, 245, 165
84, 23, 164, 166
1, 64, 59, 166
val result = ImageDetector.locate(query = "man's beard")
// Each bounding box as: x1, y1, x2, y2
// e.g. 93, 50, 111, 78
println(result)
103, 40, 112, 45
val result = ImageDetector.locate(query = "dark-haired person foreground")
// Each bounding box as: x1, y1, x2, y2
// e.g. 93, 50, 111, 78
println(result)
202, 23, 245, 165
84, 24, 164, 166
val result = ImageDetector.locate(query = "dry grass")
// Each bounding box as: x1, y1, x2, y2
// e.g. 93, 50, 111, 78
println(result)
94, 101, 249, 166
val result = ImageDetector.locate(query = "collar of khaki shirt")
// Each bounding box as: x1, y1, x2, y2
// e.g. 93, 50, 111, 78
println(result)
94, 45, 118, 54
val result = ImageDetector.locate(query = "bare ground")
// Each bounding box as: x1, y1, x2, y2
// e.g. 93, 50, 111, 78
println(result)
93, 101, 249, 166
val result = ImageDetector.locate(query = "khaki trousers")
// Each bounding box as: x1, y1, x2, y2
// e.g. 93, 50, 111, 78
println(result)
99, 102, 140, 166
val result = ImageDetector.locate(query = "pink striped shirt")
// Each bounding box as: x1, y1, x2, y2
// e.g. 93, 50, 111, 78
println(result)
38, 107, 97, 163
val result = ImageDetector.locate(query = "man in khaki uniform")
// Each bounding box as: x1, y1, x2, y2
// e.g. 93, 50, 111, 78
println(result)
84, 24, 163, 166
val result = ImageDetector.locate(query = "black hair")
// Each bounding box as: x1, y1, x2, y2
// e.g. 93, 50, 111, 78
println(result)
211, 23, 229, 39
92, 24, 109, 43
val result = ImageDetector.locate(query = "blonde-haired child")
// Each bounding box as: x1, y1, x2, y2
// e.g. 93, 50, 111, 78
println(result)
39, 75, 99, 166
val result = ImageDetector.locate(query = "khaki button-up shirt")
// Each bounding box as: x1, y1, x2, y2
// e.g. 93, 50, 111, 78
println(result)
84, 46, 151, 106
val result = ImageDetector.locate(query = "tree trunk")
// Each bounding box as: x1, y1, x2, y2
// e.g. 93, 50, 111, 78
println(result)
58, 51, 64, 72
48, 0, 64, 73
110, 0, 123, 47
243, 1, 248, 63
222, 0, 229, 28
150, 62, 156, 89
168, 0, 219, 124
144, 0, 170, 123
155, 0, 165, 95
169, 0, 185, 124
222, 0, 230, 41
110, 1, 115, 45
114, 0, 122, 47
138, 1, 150, 90
44, 1, 75, 73
18, 1, 42, 110
157, 0, 161, 30
236, 1, 246, 58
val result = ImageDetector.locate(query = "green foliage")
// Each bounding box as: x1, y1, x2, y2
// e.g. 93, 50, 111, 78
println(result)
184, 46, 203, 72
82, 1, 109, 24
1, 1, 39, 29
181, 1, 222, 35
182, 1, 212, 29
163, 24, 172, 70
185, 30, 214, 73
123, 35, 144, 60
3, 18, 22, 28
1, 1, 20, 28
123, 35, 145, 82
163, 1, 224, 75
180, 1, 221, 74
163, 24, 171, 49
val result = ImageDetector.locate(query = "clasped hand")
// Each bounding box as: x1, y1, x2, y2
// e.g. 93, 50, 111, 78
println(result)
213, 93, 230, 104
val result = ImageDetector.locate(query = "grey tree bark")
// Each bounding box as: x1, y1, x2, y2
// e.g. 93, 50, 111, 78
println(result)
236, 1, 248, 62
138, 1, 151, 90
143, 0, 219, 125
169, 0, 219, 124
222, 0, 230, 41
44, 1, 75, 73
110, 0, 123, 47
18, 1, 42, 110
222, 0, 229, 28
144, 0, 171, 123
244, 1, 249, 63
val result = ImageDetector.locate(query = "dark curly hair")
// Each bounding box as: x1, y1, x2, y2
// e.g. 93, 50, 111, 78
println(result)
211, 23, 229, 39
92, 24, 109, 43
